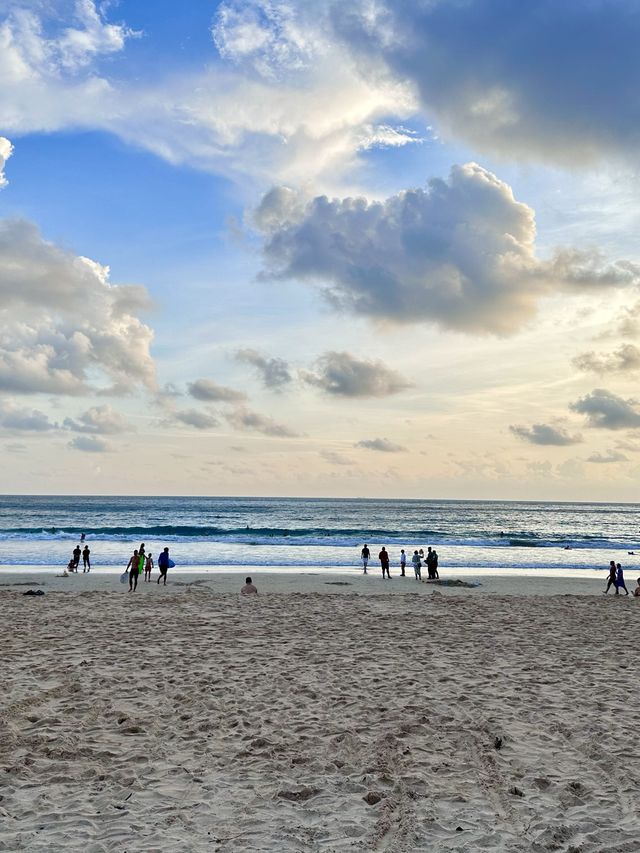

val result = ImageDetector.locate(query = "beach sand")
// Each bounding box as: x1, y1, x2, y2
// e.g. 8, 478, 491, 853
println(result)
1, 577, 639, 851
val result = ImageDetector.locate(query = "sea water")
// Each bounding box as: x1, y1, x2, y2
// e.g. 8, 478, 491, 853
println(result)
0, 495, 638, 573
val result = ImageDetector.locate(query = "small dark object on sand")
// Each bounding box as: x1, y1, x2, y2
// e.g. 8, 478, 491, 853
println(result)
23, 589, 45, 596
494, 736, 503, 750
325, 581, 352, 586
428, 579, 480, 588
509, 786, 524, 797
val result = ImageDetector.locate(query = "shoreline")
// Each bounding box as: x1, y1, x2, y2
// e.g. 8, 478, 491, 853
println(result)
0, 565, 631, 597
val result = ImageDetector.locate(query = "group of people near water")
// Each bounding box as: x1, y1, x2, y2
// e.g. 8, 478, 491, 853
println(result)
360, 544, 440, 580
66, 541, 91, 573
125, 543, 172, 591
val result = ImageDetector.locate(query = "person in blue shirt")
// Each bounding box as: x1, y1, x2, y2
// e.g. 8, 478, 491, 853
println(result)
616, 563, 629, 596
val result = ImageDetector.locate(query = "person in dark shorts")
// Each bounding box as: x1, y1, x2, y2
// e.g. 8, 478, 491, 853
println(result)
82, 545, 91, 572
399, 549, 406, 576
157, 547, 170, 585
378, 546, 391, 579
604, 560, 618, 594
127, 549, 139, 592
72, 545, 81, 570
361, 544, 370, 574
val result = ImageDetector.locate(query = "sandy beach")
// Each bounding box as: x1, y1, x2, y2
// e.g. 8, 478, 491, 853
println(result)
1, 574, 639, 852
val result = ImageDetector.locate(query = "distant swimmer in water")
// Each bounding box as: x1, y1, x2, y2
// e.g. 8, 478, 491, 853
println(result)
80, 532, 85, 542
241, 576, 258, 595
82, 545, 90, 572
628, 551, 636, 556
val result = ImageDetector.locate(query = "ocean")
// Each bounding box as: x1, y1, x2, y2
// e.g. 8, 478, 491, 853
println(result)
0, 495, 638, 573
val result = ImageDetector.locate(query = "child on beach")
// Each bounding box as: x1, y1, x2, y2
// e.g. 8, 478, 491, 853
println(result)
144, 552, 153, 582
412, 550, 421, 580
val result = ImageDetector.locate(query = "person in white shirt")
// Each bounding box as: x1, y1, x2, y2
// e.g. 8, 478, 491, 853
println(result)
399, 549, 407, 576
411, 550, 422, 580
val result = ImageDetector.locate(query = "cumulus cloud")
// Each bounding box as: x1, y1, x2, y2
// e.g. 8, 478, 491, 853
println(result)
509, 423, 582, 447
587, 450, 628, 464
0, 399, 56, 432
320, 449, 353, 466
333, 0, 640, 166
570, 388, 640, 430
68, 434, 112, 453
256, 164, 640, 334
573, 344, 640, 375
225, 406, 298, 437
63, 404, 131, 435
187, 379, 246, 403
235, 348, 292, 389
355, 437, 405, 453
173, 409, 219, 430
301, 351, 411, 397
0, 219, 155, 395
0, 137, 12, 188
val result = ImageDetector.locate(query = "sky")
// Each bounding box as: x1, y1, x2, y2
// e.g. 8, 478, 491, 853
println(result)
2, 0, 640, 500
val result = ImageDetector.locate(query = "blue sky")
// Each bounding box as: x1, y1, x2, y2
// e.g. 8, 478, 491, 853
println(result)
2, 0, 640, 498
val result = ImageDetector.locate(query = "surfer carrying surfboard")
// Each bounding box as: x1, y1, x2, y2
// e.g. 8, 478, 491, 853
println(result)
157, 547, 174, 586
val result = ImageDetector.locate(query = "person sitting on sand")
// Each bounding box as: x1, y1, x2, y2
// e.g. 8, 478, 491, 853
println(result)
412, 550, 422, 580
157, 547, 170, 586
604, 560, 618, 594
82, 545, 91, 573
634, 578, 640, 597
144, 552, 153, 582
241, 577, 258, 595
378, 546, 391, 579
616, 563, 629, 596
67, 559, 75, 574
127, 549, 139, 592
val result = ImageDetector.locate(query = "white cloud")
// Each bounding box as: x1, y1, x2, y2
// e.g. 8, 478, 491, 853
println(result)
0, 219, 156, 395
187, 379, 246, 403
63, 404, 132, 435
320, 449, 353, 466
257, 164, 640, 334
355, 437, 405, 453
301, 351, 411, 397
225, 406, 298, 437
570, 388, 640, 430
587, 450, 628, 464
0, 136, 13, 187
509, 423, 582, 447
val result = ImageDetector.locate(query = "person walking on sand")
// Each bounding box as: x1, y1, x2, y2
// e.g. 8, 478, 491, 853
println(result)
144, 552, 153, 582
412, 550, 422, 580
241, 576, 258, 595
72, 544, 81, 570
157, 547, 170, 585
379, 547, 391, 579
361, 544, 370, 574
399, 549, 406, 577
127, 549, 140, 592
604, 560, 618, 594
616, 563, 629, 596
82, 545, 91, 572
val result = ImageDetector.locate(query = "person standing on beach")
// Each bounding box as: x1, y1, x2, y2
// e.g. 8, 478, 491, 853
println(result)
144, 552, 153, 582
431, 548, 439, 580
426, 546, 435, 579
157, 547, 170, 585
127, 549, 139, 592
72, 544, 81, 570
399, 549, 406, 576
616, 563, 629, 596
82, 545, 91, 572
378, 547, 391, 579
412, 550, 421, 580
604, 561, 618, 594
361, 544, 370, 574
